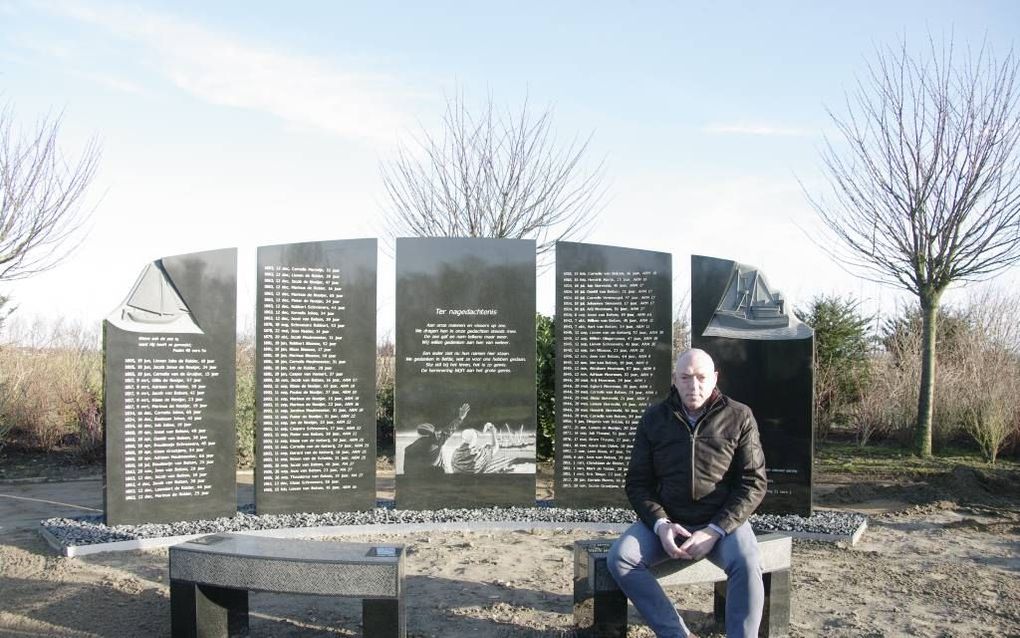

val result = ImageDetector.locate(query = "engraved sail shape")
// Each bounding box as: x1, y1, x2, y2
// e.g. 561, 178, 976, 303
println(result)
124, 263, 175, 318
704, 262, 811, 340
106, 262, 202, 334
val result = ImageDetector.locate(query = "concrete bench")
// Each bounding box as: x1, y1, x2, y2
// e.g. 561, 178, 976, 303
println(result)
169, 533, 404, 638
573, 532, 791, 638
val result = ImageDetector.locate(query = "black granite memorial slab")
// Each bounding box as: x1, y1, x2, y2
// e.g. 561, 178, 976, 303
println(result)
691, 255, 814, 516
554, 242, 672, 508
395, 238, 536, 509
103, 248, 237, 526
255, 239, 377, 514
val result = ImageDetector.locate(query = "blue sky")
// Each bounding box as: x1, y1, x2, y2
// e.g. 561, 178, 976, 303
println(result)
2, 1, 1019, 339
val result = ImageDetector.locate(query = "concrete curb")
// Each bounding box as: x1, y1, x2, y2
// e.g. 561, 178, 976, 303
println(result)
40, 517, 868, 558
42, 521, 632, 557
765, 519, 868, 545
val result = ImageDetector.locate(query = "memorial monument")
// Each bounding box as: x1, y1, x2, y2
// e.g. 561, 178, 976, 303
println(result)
103, 248, 237, 525
395, 238, 537, 509
691, 255, 814, 515
554, 242, 672, 508
255, 239, 377, 514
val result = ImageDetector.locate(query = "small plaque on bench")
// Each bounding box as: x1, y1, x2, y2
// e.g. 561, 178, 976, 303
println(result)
370, 546, 401, 557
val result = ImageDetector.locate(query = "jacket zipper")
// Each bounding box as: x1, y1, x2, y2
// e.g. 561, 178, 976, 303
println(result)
690, 430, 697, 502
673, 409, 700, 502
675, 398, 725, 504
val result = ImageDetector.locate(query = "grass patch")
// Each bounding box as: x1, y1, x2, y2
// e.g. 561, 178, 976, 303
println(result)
816, 439, 1020, 479
0, 437, 101, 481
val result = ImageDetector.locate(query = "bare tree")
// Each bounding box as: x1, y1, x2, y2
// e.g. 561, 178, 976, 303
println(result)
806, 38, 1020, 456
0, 104, 100, 281
380, 93, 607, 259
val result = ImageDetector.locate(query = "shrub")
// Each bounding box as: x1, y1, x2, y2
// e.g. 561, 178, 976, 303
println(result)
536, 313, 555, 460
880, 304, 972, 366
0, 375, 11, 452
0, 323, 12, 453
955, 288, 1020, 463
235, 334, 256, 469
376, 337, 395, 458
376, 383, 394, 457
964, 383, 1017, 465
0, 317, 102, 451
858, 290, 1020, 454
797, 295, 874, 440
861, 303, 977, 446
851, 354, 913, 445
73, 385, 104, 461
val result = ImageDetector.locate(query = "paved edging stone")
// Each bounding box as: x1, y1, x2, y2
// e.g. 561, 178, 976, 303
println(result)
40, 502, 868, 556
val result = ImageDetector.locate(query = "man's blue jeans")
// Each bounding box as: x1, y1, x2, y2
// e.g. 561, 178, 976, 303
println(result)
607, 521, 764, 638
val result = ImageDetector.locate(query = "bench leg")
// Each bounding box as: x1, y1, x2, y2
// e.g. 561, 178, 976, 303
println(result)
592, 590, 629, 638
170, 579, 248, 638
713, 580, 727, 625
574, 586, 628, 638
573, 551, 628, 638
713, 571, 790, 638
761, 570, 791, 637
363, 597, 404, 638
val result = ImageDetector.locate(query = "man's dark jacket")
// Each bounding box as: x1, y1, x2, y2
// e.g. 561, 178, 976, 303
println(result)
625, 386, 767, 534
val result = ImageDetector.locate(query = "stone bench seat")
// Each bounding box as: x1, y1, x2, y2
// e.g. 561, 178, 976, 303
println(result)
169, 533, 404, 637
574, 532, 791, 638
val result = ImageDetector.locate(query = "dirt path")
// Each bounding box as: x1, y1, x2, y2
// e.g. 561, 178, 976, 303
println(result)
1, 469, 1018, 637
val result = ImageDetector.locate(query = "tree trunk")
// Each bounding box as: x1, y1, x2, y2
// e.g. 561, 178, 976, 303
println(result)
914, 291, 941, 457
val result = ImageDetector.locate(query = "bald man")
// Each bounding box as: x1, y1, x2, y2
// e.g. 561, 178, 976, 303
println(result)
608, 348, 768, 638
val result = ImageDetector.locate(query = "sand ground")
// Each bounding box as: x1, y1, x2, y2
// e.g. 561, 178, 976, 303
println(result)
1, 463, 1018, 637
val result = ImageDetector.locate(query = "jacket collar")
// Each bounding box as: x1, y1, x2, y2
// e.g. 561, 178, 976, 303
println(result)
668, 385, 724, 422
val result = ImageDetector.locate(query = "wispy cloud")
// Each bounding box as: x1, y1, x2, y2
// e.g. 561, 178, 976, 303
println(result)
5, 29, 148, 96
34, 0, 416, 143
703, 121, 811, 137
7, 31, 75, 61
80, 71, 148, 96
